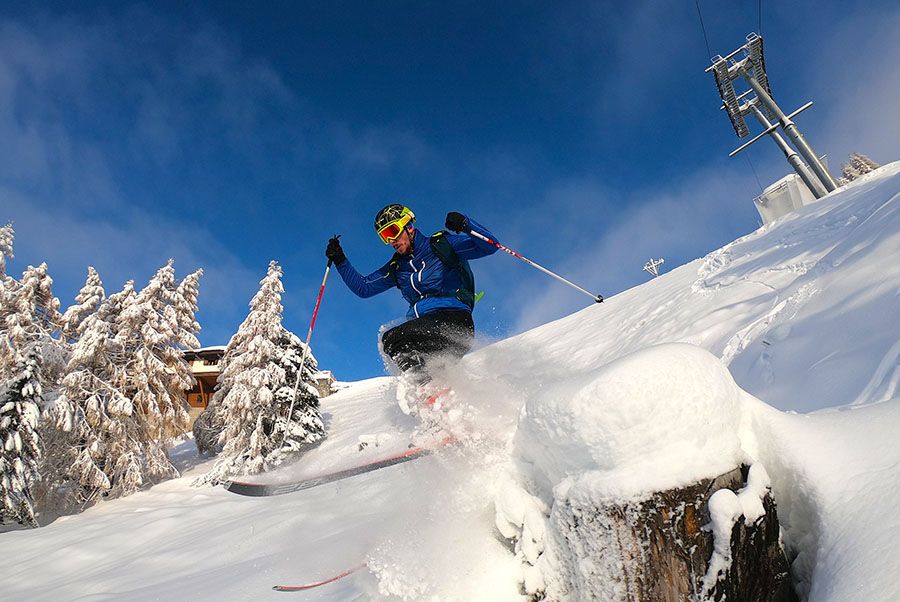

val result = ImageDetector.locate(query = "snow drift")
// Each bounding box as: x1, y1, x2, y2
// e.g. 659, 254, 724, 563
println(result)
514, 343, 745, 503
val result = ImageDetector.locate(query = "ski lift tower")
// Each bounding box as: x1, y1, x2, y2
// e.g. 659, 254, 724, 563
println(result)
707, 33, 838, 199
643, 258, 664, 278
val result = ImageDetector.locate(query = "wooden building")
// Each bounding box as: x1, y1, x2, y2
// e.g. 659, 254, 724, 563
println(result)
181, 346, 337, 415
182, 346, 226, 411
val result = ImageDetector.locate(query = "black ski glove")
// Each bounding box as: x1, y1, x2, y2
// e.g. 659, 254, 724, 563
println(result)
445, 211, 470, 233
325, 236, 346, 265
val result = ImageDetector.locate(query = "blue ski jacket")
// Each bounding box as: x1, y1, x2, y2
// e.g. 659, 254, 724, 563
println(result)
335, 215, 498, 319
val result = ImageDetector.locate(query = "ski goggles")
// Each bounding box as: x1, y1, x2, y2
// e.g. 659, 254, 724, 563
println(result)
376, 213, 413, 244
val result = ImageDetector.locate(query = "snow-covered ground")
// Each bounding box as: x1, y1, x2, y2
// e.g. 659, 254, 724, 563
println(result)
3, 163, 900, 601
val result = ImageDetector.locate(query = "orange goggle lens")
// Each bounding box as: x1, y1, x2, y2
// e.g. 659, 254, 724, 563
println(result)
377, 215, 411, 244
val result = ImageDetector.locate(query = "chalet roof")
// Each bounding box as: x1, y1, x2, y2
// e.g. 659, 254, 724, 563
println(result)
182, 346, 226, 361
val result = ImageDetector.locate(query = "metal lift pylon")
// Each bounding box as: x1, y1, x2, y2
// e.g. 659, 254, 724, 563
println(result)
707, 33, 838, 198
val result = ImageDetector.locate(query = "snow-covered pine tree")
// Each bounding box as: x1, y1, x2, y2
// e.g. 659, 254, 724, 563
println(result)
0, 263, 65, 402
61, 267, 106, 343
195, 261, 324, 485
115, 260, 195, 442
0, 224, 13, 378
104, 261, 202, 489
42, 281, 144, 506
11, 263, 61, 339
0, 346, 43, 527
1, 264, 55, 375
0, 222, 13, 282
842, 152, 881, 182
852, 153, 880, 174
840, 159, 859, 182
273, 329, 325, 457
175, 268, 203, 351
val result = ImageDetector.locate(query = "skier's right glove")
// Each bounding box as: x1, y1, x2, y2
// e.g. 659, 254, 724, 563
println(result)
325, 236, 346, 265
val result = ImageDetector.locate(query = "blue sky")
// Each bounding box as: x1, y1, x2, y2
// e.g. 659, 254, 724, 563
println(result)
2, 1, 898, 381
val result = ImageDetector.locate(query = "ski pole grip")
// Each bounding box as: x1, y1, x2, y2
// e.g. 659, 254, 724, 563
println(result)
325, 233, 341, 268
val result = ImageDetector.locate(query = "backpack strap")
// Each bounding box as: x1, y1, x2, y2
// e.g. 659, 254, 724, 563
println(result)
428, 231, 476, 309
386, 253, 402, 288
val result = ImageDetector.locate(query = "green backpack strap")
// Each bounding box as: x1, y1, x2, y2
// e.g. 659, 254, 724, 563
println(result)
386, 253, 402, 288
430, 231, 477, 309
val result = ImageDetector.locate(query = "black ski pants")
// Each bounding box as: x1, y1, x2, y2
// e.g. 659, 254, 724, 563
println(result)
381, 310, 475, 380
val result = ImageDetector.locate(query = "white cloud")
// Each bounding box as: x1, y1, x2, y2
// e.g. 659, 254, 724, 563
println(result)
0, 11, 298, 346
816, 8, 900, 167
0, 184, 259, 344
511, 162, 761, 332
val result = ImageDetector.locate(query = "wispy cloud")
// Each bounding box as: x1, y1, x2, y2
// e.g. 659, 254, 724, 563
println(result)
511, 162, 762, 333
816, 8, 900, 166
1, 183, 259, 344
0, 10, 299, 345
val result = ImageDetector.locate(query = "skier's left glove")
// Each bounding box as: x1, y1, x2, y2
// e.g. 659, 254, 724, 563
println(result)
445, 212, 470, 233
325, 236, 346, 265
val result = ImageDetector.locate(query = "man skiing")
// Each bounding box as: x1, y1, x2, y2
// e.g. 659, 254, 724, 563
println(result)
325, 204, 498, 386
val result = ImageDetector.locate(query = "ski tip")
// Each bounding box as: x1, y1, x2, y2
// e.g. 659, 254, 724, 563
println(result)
423, 387, 452, 408
224, 480, 271, 497
272, 563, 367, 591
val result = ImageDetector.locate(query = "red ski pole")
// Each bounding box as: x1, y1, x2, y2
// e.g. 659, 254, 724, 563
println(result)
467, 229, 603, 303
282, 250, 335, 443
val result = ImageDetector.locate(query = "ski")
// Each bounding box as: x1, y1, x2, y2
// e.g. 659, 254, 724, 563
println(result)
424, 387, 451, 408
272, 563, 367, 592
225, 435, 455, 497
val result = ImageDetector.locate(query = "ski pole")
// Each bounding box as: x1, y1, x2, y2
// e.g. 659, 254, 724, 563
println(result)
467, 229, 603, 303
282, 248, 335, 444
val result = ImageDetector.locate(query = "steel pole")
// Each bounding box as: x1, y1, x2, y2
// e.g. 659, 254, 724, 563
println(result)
467, 229, 603, 303
748, 104, 827, 198
739, 68, 838, 193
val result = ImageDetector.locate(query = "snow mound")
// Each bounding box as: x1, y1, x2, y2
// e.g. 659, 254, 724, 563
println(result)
515, 343, 745, 501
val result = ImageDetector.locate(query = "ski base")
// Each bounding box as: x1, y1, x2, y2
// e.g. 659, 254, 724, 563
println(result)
226, 436, 455, 497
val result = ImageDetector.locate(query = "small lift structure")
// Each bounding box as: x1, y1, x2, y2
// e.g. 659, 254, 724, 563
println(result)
643, 258, 665, 278
707, 33, 838, 198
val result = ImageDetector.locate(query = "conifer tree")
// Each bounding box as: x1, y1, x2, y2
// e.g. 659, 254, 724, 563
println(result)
44, 281, 140, 504
0, 222, 13, 282
1, 264, 56, 374
61, 267, 106, 342
94, 261, 202, 490
0, 225, 13, 378
175, 268, 203, 351
46, 261, 204, 504
272, 328, 326, 450
841, 152, 881, 182
13, 263, 61, 339
195, 261, 324, 485
115, 260, 196, 443
0, 346, 43, 527
0, 263, 64, 397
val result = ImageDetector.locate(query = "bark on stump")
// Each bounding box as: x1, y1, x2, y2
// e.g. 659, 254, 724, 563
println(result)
550, 465, 796, 601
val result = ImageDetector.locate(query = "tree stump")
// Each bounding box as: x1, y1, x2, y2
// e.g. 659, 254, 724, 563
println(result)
546, 465, 796, 602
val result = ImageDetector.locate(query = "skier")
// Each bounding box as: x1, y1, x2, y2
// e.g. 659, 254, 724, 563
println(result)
325, 204, 498, 386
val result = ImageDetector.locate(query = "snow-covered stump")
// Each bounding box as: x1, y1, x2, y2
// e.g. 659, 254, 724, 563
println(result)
505, 344, 797, 602
548, 464, 794, 601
